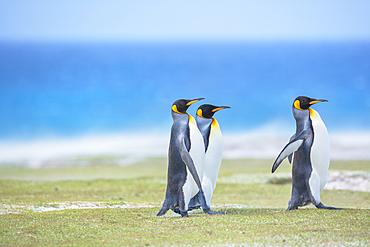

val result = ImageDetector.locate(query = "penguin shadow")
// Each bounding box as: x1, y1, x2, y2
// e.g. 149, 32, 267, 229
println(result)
155, 207, 282, 217
153, 208, 228, 218
154, 210, 216, 218
221, 207, 282, 215
218, 206, 347, 215
281, 205, 350, 212
152, 204, 347, 218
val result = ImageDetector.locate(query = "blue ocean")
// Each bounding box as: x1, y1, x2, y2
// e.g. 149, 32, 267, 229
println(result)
0, 41, 369, 164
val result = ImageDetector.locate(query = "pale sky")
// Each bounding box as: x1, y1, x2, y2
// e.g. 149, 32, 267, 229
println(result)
0, 0, 370, 42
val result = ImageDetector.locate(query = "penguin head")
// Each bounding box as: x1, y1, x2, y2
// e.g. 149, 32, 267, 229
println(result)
196, 104, 231, 119
293, 96, 328, 111
172, 98, 204, 114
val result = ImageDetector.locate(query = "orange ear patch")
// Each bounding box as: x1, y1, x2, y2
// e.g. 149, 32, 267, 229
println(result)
197, 109, 203, 118
294, 100, 303, 110
172, 105, 182, 114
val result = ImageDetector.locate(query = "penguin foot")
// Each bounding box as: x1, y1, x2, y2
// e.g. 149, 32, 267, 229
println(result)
315, 202, 342, 210
156, 206, 169, 216
187, 205, 201, 211
180, 211, 190, 217
197, 191, 224, 215
203, 208, 226, 215
286, 205, 299, 211
170, 208, 181, 215
188, 192, 201, 211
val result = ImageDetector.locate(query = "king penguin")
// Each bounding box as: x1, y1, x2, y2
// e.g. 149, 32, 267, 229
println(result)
188, 104, 230, 210
272, 96, 341, 211
157, 98, 220, 217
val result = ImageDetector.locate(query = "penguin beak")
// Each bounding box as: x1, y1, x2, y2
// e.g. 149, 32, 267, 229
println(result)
186, 98, 205, 106
309, 99, 328, 105
212, 106, 231, 112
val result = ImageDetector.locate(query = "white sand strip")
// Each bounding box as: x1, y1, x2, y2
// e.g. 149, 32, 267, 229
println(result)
0, 201, 157, 214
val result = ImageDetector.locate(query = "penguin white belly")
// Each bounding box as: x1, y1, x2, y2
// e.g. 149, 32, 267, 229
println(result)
203, 119, 223, 199
183, 115, 205, 209
309, 109, 330, 204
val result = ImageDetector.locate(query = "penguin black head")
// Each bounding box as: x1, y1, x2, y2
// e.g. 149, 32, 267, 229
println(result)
196, 104, 231, 119
172, 98, 205, 114
293, 96, 328, 110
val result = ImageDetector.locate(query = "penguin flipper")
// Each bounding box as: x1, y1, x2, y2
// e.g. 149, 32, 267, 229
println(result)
272, 130, 309, 173
180, 140, 224, 215
288, 153, 293, 164
180, 139, 203, 192
287, 134, 296, 164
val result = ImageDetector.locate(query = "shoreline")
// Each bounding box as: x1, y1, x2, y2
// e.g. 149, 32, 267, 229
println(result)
1, 130, 370, 167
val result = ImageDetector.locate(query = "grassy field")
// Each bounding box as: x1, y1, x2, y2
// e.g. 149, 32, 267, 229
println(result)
0, 158, 369, 246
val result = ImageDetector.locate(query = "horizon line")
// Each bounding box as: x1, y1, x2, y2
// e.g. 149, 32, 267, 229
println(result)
1, 37, 370, 44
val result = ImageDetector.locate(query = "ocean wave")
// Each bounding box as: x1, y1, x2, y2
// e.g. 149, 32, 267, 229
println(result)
0, 133, 170, 167
0, 128, 369, 167
224, 130, 370, 160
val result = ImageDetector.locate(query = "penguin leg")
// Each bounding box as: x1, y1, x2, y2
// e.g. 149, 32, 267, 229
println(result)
198, 191, 225, 215
188, 192, 201, 211
156, 206, 169, 216
170, 207, 181, 214
286, 187, 302, 211
286, 205, 299, 211
180, 140, 224, 215
315, 202, 342, 210
180, 211, 190, 217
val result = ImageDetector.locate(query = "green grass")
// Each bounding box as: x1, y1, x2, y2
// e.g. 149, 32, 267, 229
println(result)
1, 158, 370, 246
1, 208, 369, 246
